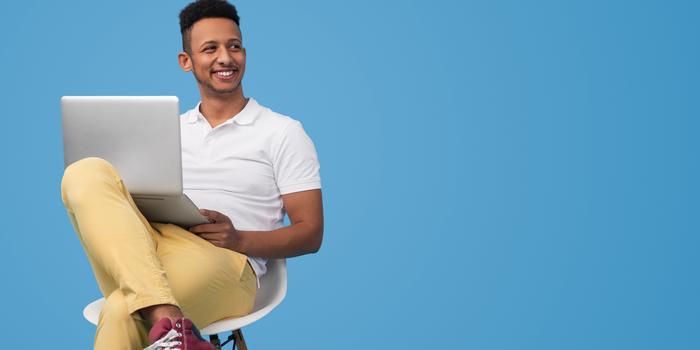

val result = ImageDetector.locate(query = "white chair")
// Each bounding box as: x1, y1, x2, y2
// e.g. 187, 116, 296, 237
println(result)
83, 259, 287, 349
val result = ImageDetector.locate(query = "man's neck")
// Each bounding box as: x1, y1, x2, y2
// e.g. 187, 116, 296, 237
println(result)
199, 90, 248, 129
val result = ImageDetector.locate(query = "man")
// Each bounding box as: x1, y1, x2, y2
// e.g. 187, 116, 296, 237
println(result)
60, 1, 323, 349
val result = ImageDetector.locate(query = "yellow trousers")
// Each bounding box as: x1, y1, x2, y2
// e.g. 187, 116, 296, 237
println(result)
61, 157, 256, 350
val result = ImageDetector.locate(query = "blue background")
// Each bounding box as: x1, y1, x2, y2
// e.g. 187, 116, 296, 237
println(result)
1, 0, 698, 348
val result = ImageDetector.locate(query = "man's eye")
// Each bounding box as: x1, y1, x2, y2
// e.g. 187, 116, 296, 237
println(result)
204, 47, 215, 52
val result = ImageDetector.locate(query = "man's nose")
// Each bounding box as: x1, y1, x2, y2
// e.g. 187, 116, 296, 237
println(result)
216, 47, 233, 65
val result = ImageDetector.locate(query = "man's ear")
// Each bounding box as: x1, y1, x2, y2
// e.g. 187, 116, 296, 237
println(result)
178, 52, 192, 72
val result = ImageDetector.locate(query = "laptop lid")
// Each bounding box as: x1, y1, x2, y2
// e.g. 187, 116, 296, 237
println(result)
61, 96, 183, 196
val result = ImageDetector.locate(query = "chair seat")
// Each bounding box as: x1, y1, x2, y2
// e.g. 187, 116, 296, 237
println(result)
83, 259, 287, 336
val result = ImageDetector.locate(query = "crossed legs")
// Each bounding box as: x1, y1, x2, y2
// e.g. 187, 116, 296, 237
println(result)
61, 158, 256, 349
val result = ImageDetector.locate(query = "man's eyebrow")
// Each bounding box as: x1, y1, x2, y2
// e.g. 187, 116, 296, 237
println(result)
199, 38, 242, 48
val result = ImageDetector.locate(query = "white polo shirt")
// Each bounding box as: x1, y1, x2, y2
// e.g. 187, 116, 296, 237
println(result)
180, 98, 321, 284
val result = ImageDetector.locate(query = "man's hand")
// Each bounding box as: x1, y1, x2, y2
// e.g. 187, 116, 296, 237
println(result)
189, 209, 240, 251
188, 190, 323, 258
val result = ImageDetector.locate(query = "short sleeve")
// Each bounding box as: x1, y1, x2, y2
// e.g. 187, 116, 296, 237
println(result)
272, 120, 322, 195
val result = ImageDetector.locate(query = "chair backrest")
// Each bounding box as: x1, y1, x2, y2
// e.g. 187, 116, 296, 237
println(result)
252, 258, 287, 312
83, 258, 287, 335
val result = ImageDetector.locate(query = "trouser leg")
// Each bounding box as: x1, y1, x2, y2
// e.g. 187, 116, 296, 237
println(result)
61, 158, 179, 349
152, 223, 257, 328
61, 157, 179, 312
94, 290, 149, 350
90, 228, 257, 349
61, 157, 257, 348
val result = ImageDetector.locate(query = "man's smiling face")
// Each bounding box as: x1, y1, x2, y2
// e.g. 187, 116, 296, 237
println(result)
182, 17, 246, 96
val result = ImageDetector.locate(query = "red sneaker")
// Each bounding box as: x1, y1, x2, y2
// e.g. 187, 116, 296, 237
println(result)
145, 317, 215, 350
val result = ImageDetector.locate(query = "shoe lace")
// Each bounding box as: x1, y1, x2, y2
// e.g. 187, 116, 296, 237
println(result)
143, 328, 183, 350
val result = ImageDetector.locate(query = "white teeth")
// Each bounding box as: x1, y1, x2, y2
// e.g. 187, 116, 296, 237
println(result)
215, 71, 234, 76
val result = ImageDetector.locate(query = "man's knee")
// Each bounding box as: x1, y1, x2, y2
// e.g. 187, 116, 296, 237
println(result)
61, 157, 119, 205
64, 157, 116, 179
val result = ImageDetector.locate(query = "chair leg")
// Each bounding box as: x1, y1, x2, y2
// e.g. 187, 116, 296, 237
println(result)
233, 329, 248, 350
209, 334, 222, 349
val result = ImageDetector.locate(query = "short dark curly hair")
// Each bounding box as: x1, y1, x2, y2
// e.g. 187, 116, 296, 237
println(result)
179, 0, 240, 54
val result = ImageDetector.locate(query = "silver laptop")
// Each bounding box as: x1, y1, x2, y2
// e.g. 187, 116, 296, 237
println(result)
61, 96, 210, 228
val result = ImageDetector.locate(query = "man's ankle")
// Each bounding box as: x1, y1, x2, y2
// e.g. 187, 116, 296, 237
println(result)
140, 304, 184, 325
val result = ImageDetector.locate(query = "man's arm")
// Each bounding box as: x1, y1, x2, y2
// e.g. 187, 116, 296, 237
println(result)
189, 189, 324, 258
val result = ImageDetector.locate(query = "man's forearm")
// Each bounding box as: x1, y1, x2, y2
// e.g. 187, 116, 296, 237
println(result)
233, 221, 323, 259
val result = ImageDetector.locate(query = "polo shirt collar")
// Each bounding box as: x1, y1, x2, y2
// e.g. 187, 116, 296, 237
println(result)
186, 98, 262, 126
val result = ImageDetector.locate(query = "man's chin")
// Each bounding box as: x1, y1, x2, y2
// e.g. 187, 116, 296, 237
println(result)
193, 75, 241, 96
205, 83, 241, 95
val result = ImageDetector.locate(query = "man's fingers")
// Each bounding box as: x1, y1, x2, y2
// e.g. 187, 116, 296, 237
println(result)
199, 209, 228, 223
199, 209, 214, 223
197, 233, 224, 247
189, 223, 227, 234
197, 232, 222, 240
